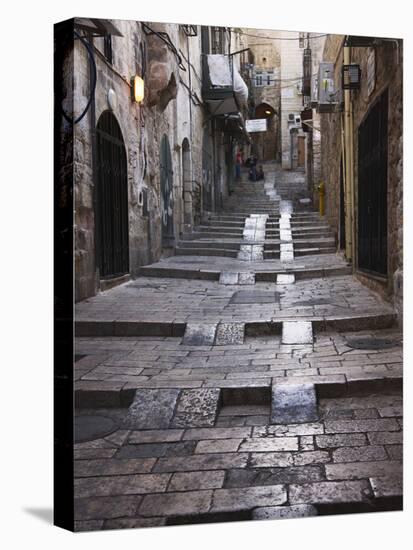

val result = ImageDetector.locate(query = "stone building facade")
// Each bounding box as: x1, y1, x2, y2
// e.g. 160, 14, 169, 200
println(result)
67, 19, 248, 302
319, 35, 403, 321
240, 29, 281, 161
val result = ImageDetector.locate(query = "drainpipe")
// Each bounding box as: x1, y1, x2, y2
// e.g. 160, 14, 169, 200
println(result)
186, 33, 194, 230
343, 40, 354, 264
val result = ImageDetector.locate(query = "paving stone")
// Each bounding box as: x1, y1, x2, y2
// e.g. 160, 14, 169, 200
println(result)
170, 388, 221, 428
239, 437, 298, 452
74, 473, 171, 498
354, 409, 379, 419
271, 383, 318, 424
369, 475, 403, 498
225, 466, 324, 488
289, 480, 371, 504
74, 495, 142, 520
247, 452, 293, 468
139, 490, 213, 517
378, 405, 403, 417
238, 272, 255, 285
168, 470, 225, 491
230, 290, 279, 304
128, 429, 183, 444
325, 460, 402, 481
153, 453, 250, 473
253, 422, 323, 438
182, 323, 218, 346
123, 389, 180, 430
316, 433, 368, 449
367, 431, 403, 445
183, 427, 252, 440
293, 451, 331, 466
74, 458, 156, 477
219, 272, 239, 285
211, 485, 287, 512
195, 439, 242, 453
386, 445, 403, 460
324, 418, 399, 434
215, 323, 245, 345
252, 504, 318, 520
332, 445, 387, 463
282, 322, 313, 344
75, 448, 118, 460
115, 441, 196, 459
277, 274, 295, 285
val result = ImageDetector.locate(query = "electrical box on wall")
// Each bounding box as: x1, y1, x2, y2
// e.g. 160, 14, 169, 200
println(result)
317, 62, 340, 113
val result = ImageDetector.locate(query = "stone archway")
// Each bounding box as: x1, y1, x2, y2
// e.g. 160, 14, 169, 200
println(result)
254, 102, 278, 161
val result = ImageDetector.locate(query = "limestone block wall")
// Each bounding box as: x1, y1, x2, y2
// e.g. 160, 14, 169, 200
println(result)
320, 35, 403, 317
280, 32, 305, 169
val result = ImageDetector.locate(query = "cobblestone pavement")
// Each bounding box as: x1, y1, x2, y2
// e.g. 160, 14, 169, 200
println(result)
76, 276, 395, 325
74, 166, 403, 530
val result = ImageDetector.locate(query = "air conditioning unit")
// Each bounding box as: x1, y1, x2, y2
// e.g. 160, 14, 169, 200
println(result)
295, 115, 301, 125
288, 113, 295, 121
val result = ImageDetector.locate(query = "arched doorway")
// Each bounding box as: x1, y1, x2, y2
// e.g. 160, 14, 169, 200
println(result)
160, 134, 174, 247
254, 102, 278, 161
182, 138, 192, 228
96, 111, 129, 279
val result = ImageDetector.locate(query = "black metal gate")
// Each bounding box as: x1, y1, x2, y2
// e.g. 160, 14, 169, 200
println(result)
357, 89, 388, 276
160, 134, 174, 246
96, 111, 129, 278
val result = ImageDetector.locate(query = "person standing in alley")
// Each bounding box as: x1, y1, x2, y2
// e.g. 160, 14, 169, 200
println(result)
235, 149, 242, 181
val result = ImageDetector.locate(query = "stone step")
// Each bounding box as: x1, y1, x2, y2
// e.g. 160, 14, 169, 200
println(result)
295, 247, 337, 256
177, 241, 241, 250
175, 247, 239, 258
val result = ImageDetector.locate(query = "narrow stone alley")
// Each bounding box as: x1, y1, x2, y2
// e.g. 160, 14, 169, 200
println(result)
74, 164, 402, 530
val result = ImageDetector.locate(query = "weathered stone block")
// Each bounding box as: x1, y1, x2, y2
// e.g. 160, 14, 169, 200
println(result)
271, 383, 318, 424
169, 470, 225, 492
215, 323, 245, 345
282, 322, 313, 344
170, 388, 221, 428
325, 460, 402, 481
140, 490, 213, 517
182, 323, 218, 346
289, 480, 371, 504
123, 389, 180, 429
332, 445, 387, 463
211, 485, 287, 512
252, 504, 318, 520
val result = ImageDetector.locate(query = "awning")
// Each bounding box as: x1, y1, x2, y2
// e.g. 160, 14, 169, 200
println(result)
202, 54, 248, 116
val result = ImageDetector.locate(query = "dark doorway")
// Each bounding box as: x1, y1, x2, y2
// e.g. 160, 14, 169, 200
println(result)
357, 89, 388, 276
160, 134, 174, 247
96, 111, 129, 279
202, 127, 213, 211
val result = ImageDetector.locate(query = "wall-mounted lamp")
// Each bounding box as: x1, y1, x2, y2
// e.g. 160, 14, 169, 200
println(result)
131, 75, 145, 103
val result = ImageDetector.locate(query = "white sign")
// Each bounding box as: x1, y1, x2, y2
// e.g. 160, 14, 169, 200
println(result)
246, 118, 267, 133
367, 48, 376, 97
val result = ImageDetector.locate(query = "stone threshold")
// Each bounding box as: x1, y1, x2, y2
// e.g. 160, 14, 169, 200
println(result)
75, 311, 396, 338
138, 265, 353, 282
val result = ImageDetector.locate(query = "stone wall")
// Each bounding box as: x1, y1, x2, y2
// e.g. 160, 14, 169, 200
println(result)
320, 35, 403, 319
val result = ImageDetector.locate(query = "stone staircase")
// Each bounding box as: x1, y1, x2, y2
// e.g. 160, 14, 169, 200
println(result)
175, 169, 279, 258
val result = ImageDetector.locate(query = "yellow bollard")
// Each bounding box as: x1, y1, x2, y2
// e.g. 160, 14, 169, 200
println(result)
318, 181, 325, 217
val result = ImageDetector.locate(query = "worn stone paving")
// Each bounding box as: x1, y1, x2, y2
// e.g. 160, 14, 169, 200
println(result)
74, 166, 403, 530
75, 276, 395, 325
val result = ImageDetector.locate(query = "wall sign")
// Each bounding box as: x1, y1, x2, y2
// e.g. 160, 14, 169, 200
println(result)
246, 118, 267, 133
367, 47, 376, 97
